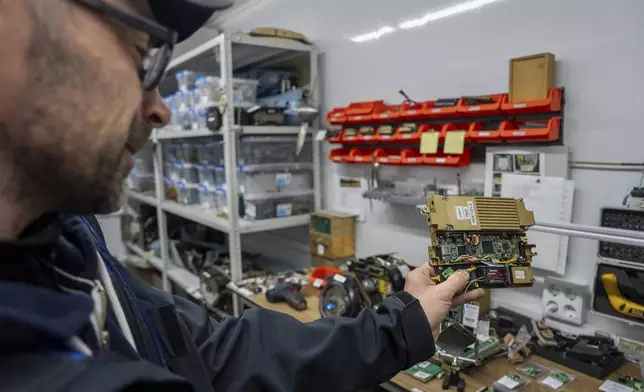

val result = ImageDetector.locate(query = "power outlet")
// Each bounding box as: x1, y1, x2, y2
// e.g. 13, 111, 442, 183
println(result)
542, 277, 588, 326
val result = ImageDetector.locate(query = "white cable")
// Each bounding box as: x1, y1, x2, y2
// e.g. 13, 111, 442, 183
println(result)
68, 336, 93, 357
96, 253, 138, 353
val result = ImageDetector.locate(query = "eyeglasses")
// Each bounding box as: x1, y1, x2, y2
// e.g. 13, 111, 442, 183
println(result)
76, 0, 178, 91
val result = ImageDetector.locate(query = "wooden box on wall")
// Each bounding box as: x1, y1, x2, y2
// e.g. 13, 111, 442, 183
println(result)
509, 53, 556, 103
309, 211, 356, 259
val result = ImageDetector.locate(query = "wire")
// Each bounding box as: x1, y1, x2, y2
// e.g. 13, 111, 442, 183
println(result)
465, 277, 485, 292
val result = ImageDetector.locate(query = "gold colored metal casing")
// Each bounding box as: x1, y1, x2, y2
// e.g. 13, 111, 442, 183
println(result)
426, 195, 535, 232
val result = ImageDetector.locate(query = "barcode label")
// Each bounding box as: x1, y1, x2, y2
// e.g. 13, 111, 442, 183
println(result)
479, 131, 491, 136
513, 131, 526, 136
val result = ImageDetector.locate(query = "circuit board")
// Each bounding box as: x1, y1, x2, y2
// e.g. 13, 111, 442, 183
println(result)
616, 374, 644, 392
405, 358, 444, 382
424, 195, 535, 289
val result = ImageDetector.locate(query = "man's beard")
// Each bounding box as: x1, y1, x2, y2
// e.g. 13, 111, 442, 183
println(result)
0, 9, 139, 216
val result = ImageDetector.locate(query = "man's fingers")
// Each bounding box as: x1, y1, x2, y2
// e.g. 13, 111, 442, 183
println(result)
416, 262, 436, 279
437, 270, 470, 297
451, 288, 486, 308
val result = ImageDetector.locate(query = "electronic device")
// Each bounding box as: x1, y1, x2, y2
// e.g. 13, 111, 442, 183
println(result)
462, 96, 494, 105
404, 359, 444, 382
318, 254, 409, 318
344, 128, 357, 137
423, 195, 536, 288
265, 282, 307, 311
396, 123, 417, 134
252, 107, 286, 125
599, 207, 644, 263
359, 126, 375, 136
593, 262, 644, 326
435, 98, 460, 108
378, 125, 394, 136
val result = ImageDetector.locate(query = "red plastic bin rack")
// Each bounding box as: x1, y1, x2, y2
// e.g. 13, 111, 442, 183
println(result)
440, 122, 471, 143
423, 99, 462, 119
424, 148, 472, 167
501, 87, 563, 115
326, 108, 347, 125
376, 125, 397, 142
325, 130, 344, 144
399, 101, 429, 122
328, 148, 352, 163
467, 121, 502, 143
394, 123, 441, 143
345, 101, 385, 124
346, 148, 377, 164
375, 150, 403, 165
499, 117, 561, 142
458, 94, 506, 117
371, 104, 402, 123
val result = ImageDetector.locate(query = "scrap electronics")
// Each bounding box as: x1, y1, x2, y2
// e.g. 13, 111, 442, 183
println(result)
318, 254, 409, 318
423, 195, 536, 289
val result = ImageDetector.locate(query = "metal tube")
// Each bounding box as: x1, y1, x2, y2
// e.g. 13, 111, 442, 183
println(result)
531, 225, 644, 247
220, 33, 243, 317
536, 220, 644, 241
310, 48, 322, 211
153, 140, 171, 291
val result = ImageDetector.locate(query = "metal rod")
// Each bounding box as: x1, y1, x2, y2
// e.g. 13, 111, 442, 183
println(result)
220, 33, 243, 317
153, 140, 171, 291
570, 160, 644, 167
535, 220, 644, 241
531, 225, 644, 248
310, 48, 322, 211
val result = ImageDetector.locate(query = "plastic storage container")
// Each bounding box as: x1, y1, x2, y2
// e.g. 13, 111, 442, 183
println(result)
133, 158, 152, 175
198, 184, 218, 209
195, 76, 222, 107
175, 162, 198, 183
176, 70, 199, 92
179, 143, 198, 163
232, 78, 259, 108
127, 173, 154, 192
164, 162, 180, 180
238, 136, 312, 165
243, 190, 314, 221
196, 164, 223, 188
175, 181, 199, 205
196, 139, 224, 165
163, 143, 180, 162
239, 166, 313, 194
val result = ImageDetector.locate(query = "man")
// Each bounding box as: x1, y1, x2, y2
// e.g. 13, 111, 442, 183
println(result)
0, 1, 485, 391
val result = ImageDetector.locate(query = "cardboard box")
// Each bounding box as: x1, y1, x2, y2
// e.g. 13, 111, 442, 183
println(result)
509, 53, 556, 103
310, 211, 355, 236
310, 232, 355, 259
310, 211, 356, 259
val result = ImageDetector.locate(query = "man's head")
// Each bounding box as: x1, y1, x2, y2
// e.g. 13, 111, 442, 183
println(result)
0, 0, 217, 233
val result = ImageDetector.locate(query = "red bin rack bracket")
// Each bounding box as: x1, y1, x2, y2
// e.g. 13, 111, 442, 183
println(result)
499, 117, 561, 142
501, 87, 562, 115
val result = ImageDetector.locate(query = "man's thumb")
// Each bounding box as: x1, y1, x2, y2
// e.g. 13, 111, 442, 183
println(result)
439, 270, 470, 297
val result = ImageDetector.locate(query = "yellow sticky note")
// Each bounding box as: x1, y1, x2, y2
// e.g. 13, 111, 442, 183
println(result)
444, 130, 467, 154
420, 132, 439, 154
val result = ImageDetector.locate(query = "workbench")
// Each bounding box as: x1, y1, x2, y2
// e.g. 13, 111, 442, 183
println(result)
228, 283, 640, 392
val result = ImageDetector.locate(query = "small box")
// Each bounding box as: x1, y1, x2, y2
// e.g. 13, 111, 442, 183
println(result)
309, 211, 356, 259
509, 53, 556, 103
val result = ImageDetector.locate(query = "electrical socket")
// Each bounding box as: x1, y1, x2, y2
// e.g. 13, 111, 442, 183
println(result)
542, 277, 588, 326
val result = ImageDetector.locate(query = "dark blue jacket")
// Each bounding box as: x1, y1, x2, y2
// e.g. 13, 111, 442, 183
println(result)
0, 215, 435, 391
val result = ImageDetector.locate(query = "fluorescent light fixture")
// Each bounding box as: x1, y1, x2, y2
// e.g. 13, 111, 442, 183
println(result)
350, 26, 396, 43
399, 0, 504, 29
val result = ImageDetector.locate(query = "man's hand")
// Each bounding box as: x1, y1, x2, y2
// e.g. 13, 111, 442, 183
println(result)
404, 263, 485, 340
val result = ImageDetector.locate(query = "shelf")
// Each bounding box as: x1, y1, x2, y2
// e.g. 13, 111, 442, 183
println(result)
126, 242, 164, 272
239, 126, 308, 135
167, 266, 201, 292
162, 201, 231, 233
154, 126, 307, 141
154, 128, 224, 141
161, 200, 310, 234
126, 190, 158, 206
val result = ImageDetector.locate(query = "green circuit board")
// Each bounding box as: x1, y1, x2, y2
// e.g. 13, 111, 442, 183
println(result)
615, 375, 644, 392
405, 359, 444, 382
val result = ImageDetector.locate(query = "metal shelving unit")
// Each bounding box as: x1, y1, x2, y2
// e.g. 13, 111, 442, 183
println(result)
127, 32, 320, 316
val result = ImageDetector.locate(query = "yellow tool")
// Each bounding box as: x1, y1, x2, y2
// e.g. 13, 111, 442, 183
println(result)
601, 273, 644, 320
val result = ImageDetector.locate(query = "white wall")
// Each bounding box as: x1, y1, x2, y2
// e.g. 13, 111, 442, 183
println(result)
193, 0, 644, 340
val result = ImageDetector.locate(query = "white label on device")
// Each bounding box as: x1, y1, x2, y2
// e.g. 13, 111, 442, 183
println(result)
276, 173, 291, 186
435, 158, 447, 163
413, 371, 430, 379
431, 108, 441, 113
333, 274, 347, 283
313, 278, 324, 288
498, 376, 520, 390
276, 203, 292, 217
479, 131, 491, 136
513, 131, 526, 136
542, 376, 564, 389
467, 200, 477, 225
455, 206, 466, 220
515, 270, 526, 280
475, 319, 490, 338
469, 106, 481, 112
317, 244, 325, 256
600, 380, 634, 392
417, 361, 430, 368
463, 303, 480, 328
513, 103, 527, 109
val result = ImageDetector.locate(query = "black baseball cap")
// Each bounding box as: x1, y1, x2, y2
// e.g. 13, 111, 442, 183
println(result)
149, 0, 234, 42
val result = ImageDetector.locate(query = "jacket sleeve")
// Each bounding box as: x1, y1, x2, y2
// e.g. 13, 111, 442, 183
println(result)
174, 291, 436, 392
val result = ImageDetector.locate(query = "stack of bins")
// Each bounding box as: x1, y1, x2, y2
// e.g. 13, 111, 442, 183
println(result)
233, 135, 314, 221
196, 138, 224, 209
127, 144, 155, 192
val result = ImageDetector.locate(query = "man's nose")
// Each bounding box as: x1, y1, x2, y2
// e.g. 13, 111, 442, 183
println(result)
142, 90, 171, 128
